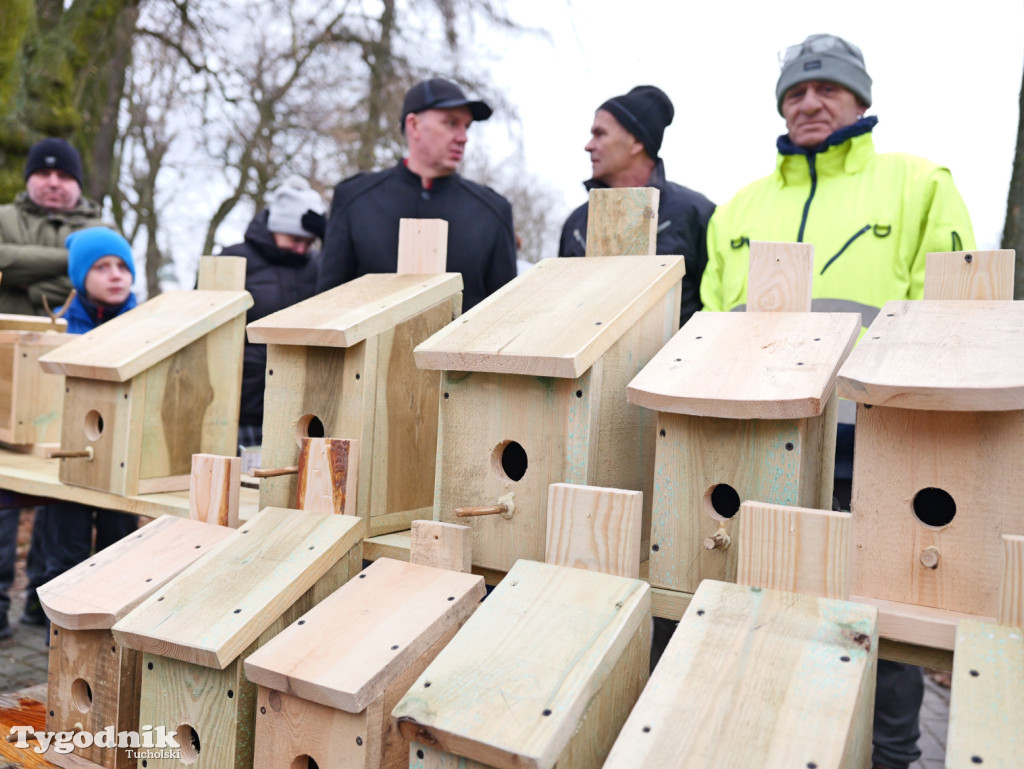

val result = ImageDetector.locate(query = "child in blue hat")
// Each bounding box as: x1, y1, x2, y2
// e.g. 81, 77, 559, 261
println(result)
64, 227, 137, 333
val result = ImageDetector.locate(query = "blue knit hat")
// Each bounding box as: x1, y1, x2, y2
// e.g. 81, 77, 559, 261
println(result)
65, 227, 136, 295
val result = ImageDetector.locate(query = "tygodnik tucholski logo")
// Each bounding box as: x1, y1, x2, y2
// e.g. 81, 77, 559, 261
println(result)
9, 723, 181, 758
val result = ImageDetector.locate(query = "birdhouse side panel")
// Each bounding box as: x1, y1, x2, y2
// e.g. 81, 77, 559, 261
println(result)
260, 342, 374, 511
435, 370, 591, 572
47, 626, 142, 769
370, 298, 457, 535
851, 405, 1024, 615
137, 317, 245, 490
253, 688, 370, 769
57, 377, 139, 494
0, 342, 14, 434
801, 388, 839, 512
0, 336, 67, 446
649, 412, 805, 593
592, 283, 681, 554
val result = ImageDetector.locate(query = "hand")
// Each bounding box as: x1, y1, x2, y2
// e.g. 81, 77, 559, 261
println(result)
301, 210, 327, 240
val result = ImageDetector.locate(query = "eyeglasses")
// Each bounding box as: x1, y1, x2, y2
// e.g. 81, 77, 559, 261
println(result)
778, 34, 862, 69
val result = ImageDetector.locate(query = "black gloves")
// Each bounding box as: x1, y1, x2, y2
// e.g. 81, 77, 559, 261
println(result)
301, 210, 327, 240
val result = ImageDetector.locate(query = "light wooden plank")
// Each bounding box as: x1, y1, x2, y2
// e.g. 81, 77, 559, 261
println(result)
0, 313, 67, 333
246, 273, 462, 347
0, 444, 260, 519
56, 377, 138, 494
837, 300, 1024, 410
544, 483, 642, 578
850, 404, 1024, 616
923, 249, 1014, 300
584, 187, 659, 256
196, 254, 247, 291
999, 533, 1024, 627
627, 310, 859, 419
38, 290, 252, 382
947, 618, 1024, 767
244, 557, 484, 712
604, 580, 877, 769
38, 516, 234, 630
397, 218, 449, 274
189, 454, 241, 527
736, 500, 851, 599
391, 560, 650, 769
296, 437, 359, 515
414, 255, 685, 379
112, 507, 365, 669
252, 688, 370, 769
746, 241, 814, 312
410, 520, 472, 572
0, 330, 67, 446
851, 594, 983, 651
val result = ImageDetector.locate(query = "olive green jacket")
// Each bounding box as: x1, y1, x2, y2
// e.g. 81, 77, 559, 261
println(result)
0, 191, 104, 315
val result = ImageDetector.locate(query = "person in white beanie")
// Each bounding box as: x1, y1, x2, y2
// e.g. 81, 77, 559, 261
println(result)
217, 175, 326, 447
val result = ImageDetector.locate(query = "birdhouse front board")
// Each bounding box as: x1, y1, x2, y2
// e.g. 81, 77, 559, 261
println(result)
111, 507, 365, 769
244, 557, 484, 769
38, 289, 252, 495
247, 273, 463, 536
392, 559, 651, 769
0, 315, 68, 449
837, 300, 1024, 618
38, 516, 235, 769
627, 310, 859, 593
602, 579, 878, 769
414, 256, 685, 572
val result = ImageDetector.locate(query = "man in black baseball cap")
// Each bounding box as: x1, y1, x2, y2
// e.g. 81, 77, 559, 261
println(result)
319, 78, 515, 312
558, 85, 715, 327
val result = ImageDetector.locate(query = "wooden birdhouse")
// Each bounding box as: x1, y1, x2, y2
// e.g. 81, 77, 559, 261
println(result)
0, 314, 69, 452
38, 287, 252, 495
391, 558, 650, 769
247, 272, 463, 536
244, 555, 484, 769
627, 308, 859, 595
837, 298, 1024, 632
111, 506, 364, 769
414, 255, 684, 572
36, 516, 234, 769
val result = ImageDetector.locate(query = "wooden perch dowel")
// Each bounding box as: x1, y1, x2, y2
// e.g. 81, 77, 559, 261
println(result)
48, 446, 93, 461
455, 504, 508, 518
252, 465, 298, 478
920, 546, 940, 570
703, 528, 732, 551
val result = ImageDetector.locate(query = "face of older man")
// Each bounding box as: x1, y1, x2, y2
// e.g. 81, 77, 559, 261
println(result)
26, 168, 81, 211
782, 80, 864, 149
406, 106, 473, 182
585, 109, 644, 187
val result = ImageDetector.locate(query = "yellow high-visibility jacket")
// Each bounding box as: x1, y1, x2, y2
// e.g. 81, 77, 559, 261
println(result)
701, 125, 975, 327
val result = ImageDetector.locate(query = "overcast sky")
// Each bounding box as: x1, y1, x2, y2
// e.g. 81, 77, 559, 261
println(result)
470, 0, 1024, 258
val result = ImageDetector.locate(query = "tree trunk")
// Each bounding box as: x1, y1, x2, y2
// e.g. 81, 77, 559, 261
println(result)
1006, 58, 1024, 298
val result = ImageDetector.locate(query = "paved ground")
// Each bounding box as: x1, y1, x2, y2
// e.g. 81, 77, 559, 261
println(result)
0, 509, 951, 767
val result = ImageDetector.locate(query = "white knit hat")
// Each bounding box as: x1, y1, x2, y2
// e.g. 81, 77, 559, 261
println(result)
267, 176, 325, 237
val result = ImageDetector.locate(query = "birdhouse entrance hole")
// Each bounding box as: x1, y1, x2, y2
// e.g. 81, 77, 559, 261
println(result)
71, 678, 92, 713
84, 410, 104, 441
291, 756, 321, 769
296, 414, 325, 446
705, 483, 741, 521
492, 440, 528, 482
912, 487, 956, 528
177, 724, 201, 764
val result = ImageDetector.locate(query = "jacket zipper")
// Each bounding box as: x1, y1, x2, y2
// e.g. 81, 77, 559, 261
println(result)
820, 225, 872, 275
796, 155, 817, 243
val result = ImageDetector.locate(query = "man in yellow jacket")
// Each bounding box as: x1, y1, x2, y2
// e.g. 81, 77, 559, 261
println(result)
700, 34, 975, 769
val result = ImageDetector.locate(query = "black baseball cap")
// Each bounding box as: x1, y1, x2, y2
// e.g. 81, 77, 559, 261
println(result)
401, 78, 493, 129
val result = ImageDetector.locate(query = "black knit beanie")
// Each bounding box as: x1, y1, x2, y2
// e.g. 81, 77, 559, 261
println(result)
598, 86, 675, 160
24, 138, 84, 188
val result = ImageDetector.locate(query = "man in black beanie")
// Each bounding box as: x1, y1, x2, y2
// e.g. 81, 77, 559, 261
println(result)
558, 85, 715, 325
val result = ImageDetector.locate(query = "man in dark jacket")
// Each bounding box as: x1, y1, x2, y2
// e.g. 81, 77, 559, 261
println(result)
558, 86, 715, 326
317, 78, 517, 310
220, 176, 324, 447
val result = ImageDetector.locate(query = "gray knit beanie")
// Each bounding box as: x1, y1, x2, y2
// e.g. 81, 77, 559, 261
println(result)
267, 176, 325, 237
776, 34, 872, 115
